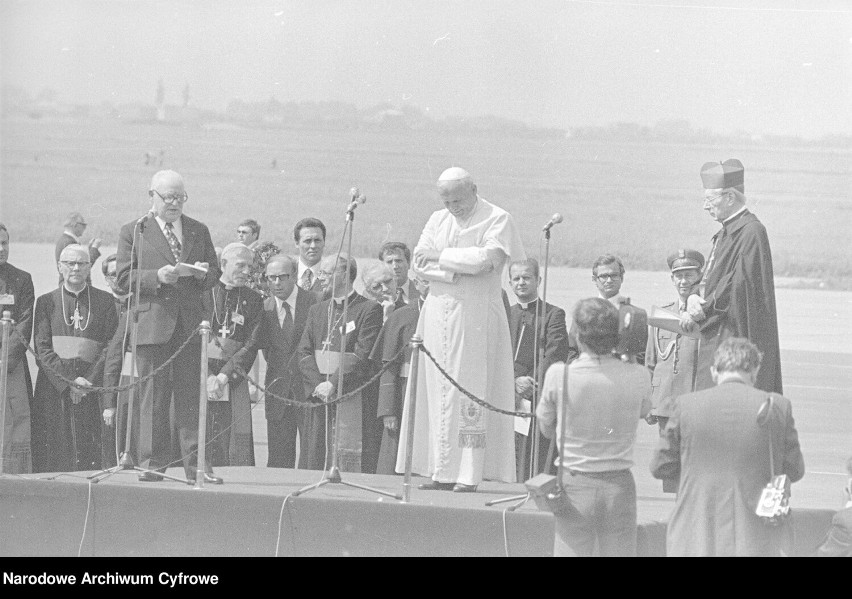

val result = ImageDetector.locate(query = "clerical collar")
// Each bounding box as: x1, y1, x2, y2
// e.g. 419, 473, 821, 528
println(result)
722, 206, 748, 225
112, 291, 131, 302
519, 298, 538, 310
332, 290, 358, 306
63, 282, 88, 296
219, 277, 243, 290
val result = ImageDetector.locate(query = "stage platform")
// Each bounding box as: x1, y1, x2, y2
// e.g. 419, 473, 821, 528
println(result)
0, 467, 836, 557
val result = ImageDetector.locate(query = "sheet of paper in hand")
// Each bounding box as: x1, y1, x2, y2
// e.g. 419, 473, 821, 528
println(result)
648, 305, 701, 339
174, 262, 208, 277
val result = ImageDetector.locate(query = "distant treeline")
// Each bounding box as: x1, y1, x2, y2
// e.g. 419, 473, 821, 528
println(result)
3, 84, 850, 149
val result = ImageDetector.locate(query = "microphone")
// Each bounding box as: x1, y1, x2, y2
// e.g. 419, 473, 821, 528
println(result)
542, 213, 563, 232
346, 187, 367, 212
136, 209, 156, 225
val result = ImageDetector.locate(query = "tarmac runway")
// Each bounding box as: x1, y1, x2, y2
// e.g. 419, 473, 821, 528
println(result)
10, 242, 851, 513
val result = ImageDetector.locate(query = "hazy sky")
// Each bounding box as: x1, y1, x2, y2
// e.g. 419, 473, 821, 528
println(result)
2, 0, 850, 137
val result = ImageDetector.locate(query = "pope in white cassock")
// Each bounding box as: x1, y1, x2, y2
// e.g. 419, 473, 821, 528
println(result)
396, 167, 526, 492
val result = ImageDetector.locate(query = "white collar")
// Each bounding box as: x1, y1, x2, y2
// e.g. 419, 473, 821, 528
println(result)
518, 297, 538, 310
63, 229, 81, 243
154, 215, 183, 238
298, 259, 320, 277
723, 206, 748, 224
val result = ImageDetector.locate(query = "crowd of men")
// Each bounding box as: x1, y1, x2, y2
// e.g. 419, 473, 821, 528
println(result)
0, 158, 845, 557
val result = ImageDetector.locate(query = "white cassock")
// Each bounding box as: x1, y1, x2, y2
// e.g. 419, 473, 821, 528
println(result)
396, 197, 525, 485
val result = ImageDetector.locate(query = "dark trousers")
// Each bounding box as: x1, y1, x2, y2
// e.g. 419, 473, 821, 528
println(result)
552, 469, 637, 557
135, 323, 204, 475
267, 403, 315, 469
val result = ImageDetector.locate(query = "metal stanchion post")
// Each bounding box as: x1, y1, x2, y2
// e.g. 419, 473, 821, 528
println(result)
195, 320, 211, 490
401, 333, 422, 503
0, 311, 12, 476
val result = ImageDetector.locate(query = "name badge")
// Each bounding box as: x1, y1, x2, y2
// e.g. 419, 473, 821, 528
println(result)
0, 294, 14, 305
345, 321, 356, 334
232, 312, 245, 326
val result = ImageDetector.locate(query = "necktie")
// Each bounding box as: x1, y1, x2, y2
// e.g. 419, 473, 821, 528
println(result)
280, 301, 293, 342
164, 222, 182, 263
300, 269, 313, 290
394, 287, 405, 308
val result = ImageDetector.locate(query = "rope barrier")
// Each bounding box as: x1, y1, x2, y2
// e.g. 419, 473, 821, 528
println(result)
419, 344, 535, 418
10, 325, 201, 394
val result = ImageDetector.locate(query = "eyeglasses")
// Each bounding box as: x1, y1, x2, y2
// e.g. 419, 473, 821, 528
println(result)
236, 229, 253, 236
61, 261, 89, 269
595, 273, 622, 281
152, 189, 189, 205
266, 274, 291, 283
369, 281, 393, 291
703, 193, 726, 204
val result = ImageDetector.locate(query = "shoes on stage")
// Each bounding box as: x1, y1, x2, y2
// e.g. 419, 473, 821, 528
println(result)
418, 480, 455, 491
186, 471, 224, 485
138, 472, 163, 482
452, 483, 478, 493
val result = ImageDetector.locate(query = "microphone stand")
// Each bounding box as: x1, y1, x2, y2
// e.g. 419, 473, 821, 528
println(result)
90, 215, 188, 483
292, 197, 401, 500
486, 224, 554, 509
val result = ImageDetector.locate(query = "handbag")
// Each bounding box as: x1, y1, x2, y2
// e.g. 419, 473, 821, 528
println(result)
755, 396, 792, 526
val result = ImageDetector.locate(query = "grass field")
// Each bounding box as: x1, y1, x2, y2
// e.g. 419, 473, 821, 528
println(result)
2, 116, 850, 286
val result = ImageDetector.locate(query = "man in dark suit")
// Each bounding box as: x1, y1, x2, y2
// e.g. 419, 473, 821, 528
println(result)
115, 169, 221, 483
297, 253, 383, 473
293, 218, 327, 300
369, 275, 428, 474
261, 254, 318, 469
378, 241, 418, 308
507, 258, 568, 480
54, 212, 102, 285
567, 254, 647, 365
0, 223, 35, 474
650, 337, 805, 556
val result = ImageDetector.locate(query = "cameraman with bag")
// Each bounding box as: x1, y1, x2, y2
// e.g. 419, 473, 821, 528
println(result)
534, 298, 651, 557
650, 337, 805, 556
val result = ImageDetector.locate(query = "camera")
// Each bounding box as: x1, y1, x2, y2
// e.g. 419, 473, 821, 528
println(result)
525, 473, 570, 513
614, 300, 647, 360
755, 474, 791, 525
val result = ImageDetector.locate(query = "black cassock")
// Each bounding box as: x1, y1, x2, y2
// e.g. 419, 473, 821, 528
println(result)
202, 282, 263, 467
297, 292, 383, 473
699, 210, 782, 394
31, 285, 118, 472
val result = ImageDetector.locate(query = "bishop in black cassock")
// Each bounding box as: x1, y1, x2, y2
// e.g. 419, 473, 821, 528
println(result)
31, 246, 118, 472
202, 244, 264, 467
297, 255, 383, 473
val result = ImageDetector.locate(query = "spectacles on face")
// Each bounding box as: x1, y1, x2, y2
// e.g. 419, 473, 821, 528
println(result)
237, 228, 253, 237
61, 261, 89, 269
152, 189, 189, 205
266, 274, 291, 283
369, 280, 393, 292
595, 273, 622, 281
703, 193, 726, 205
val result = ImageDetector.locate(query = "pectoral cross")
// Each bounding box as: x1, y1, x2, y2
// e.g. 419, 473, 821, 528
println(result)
218, 323, 230, 338
72, 305, 84, 330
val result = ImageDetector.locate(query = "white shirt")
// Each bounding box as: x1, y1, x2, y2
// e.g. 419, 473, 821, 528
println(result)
154, 215, 183, 244
397, 280, 410, 304
297, 259, 320, 288
274, 286, 298, 327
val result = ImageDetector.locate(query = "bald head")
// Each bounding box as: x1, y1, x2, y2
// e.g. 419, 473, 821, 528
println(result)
437, 167, 478, 220
149, 170, 187, 223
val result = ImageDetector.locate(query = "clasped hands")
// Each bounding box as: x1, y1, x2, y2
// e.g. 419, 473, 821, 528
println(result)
514, 376, 536, 408
312, 381, 335, 403
207, 373, 229, 400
